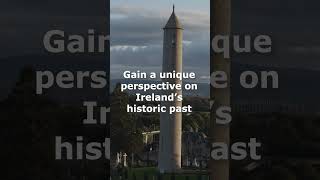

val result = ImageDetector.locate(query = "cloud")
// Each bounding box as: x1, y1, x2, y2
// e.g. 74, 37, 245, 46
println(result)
110, 5, 210, 82
183, 41, 192, 46
199, 76, 210, 80
0, 0, 108, 16
0, 0, 109, 58
110, 6, 209, 46
111, 45, 148, 52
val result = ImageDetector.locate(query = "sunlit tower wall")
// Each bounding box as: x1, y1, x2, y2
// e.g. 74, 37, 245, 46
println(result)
158, 6, 183, 173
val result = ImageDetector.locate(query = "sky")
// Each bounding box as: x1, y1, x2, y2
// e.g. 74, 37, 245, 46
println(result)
232, 1, 320, 70
1, 0, 320, 72
0, 0, 109, 58
110, 0, 210, 83
0, 0, 109, 99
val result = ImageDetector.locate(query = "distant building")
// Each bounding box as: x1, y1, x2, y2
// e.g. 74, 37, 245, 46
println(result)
143, 130, 210, 168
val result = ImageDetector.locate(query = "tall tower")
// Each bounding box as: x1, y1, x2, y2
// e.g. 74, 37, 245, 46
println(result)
209, 0, 231, 180
158, 5, 183, 173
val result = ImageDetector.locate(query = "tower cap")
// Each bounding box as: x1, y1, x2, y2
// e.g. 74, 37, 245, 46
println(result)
164, 5, 183, 29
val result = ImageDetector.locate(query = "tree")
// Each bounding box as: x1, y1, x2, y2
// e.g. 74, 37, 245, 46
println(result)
111, 83, 143, 154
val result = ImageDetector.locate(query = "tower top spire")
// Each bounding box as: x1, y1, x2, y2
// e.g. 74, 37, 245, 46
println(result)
164, 5, 183, 29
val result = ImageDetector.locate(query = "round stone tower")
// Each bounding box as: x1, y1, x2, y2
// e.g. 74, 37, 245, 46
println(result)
158, 5, 183, 173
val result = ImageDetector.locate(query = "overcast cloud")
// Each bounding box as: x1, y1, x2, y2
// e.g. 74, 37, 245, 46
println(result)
110, 2, 210, 82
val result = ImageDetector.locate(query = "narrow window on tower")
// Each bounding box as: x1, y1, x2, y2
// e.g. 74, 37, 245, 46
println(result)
172, 33, 176, 47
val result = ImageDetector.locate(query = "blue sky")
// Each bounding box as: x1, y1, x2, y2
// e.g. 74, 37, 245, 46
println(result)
110, 0, 210, 83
